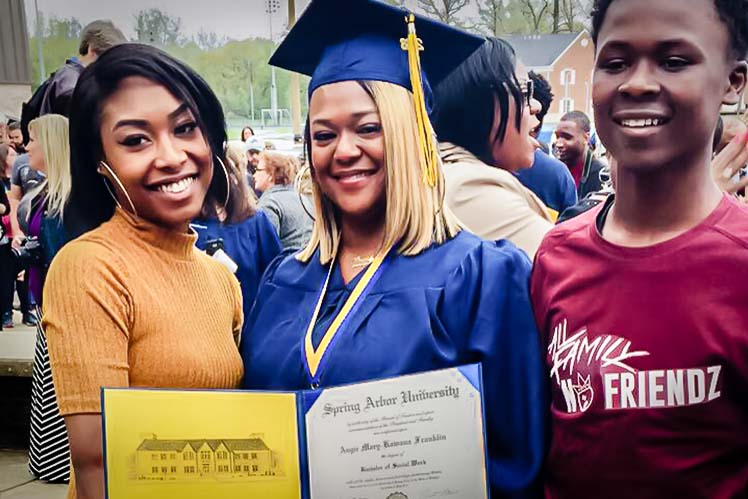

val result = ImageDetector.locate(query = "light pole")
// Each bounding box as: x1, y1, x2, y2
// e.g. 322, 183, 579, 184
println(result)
266, 0, 280, 126
288, 0, 302, 139
34, 0, 46, 85
249, 61, 255, 122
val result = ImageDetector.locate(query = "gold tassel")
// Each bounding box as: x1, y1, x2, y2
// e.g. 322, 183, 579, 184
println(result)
400, 13, 439, 188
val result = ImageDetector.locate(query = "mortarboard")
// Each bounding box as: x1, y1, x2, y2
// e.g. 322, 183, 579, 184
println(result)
270, 0, 484, 187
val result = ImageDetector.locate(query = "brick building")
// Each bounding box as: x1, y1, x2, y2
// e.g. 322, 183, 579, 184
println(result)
505, 30, 595, 124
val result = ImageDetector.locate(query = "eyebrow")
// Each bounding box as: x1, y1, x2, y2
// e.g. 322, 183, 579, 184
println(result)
599, 38, 696, 52
112, 103, 192, 131
311, 109, 378, 126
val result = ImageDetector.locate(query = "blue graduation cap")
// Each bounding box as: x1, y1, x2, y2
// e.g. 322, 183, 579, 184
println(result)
271, 0, 483, 95
270, 0, 484, 186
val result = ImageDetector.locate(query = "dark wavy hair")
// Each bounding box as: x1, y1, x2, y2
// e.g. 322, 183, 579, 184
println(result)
591, 0, 748, 59
431, 37, 523, 165
529, 71, 553, 126
67, 43, 234, 236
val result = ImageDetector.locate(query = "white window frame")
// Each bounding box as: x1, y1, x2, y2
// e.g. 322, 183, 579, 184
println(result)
561, 98, 575, 114
560, 68, 576, 85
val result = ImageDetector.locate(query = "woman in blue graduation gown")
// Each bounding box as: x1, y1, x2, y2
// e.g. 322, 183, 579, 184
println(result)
193, 153, 282, 317
242, 0, 546, 496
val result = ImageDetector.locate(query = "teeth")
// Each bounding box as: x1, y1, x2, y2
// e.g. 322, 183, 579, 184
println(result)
621, 118, 662, 128
339, 172, 371, 182
158, 176, 194, 194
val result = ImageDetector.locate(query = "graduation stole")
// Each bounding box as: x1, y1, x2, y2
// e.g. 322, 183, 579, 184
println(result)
303, 245, 393, 383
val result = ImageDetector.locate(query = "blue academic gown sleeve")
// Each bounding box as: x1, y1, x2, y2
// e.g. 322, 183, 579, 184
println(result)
194, 212, 282, 325
440, 240, 546, 498
251, 212, 284, 289
517, 150, 578, 215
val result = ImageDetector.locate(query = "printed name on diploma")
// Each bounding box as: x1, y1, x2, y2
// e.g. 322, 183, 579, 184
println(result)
340, 433, 448, 456
322, 384, 460, 418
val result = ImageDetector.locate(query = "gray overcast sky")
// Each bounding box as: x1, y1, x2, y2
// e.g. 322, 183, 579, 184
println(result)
26, 0, 315, 41
24, 0, 474, 42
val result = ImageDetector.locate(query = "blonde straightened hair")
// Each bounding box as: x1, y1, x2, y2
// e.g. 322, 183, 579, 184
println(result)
297, 80, 461, 264
28, 114, 71, 221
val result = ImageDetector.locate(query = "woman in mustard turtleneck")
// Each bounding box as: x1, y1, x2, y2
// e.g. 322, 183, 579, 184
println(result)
42, 44, 243, 499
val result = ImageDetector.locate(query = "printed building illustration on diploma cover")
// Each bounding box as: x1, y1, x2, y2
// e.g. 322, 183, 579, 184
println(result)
134, 435, 283, 481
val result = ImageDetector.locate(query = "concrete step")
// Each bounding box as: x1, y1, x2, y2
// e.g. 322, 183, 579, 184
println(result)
0, 450, 67, 499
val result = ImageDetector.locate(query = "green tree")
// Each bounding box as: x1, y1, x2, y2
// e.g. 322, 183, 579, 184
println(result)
519, 0, 551, 32
477, 0, 506, 36
28, 11, 310, 124
134, 8, 183, 46
558, 0, 587, 32
47, 16, 82, 39
418, 0, 470, 27
28, 13, 83, 87
195, 29, 227, 51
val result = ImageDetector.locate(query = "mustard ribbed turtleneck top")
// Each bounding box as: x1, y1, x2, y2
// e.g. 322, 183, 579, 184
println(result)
43, 208, 244, 417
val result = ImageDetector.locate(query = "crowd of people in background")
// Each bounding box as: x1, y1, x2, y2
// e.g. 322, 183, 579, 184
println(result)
0, 0, 747, 498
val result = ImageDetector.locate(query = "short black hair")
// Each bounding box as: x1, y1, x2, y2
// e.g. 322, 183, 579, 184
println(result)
529, 71, 553, 125
431, 37, 523, 165
560, 111, 591, 134
67, 43, 230, 236
591, 0, 748, 59
7, 121, 20, 132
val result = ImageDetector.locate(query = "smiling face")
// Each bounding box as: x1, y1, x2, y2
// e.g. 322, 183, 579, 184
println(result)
309, 81, 386, 223
488, 62, 541, 172
593, 0, 747, 172
99, 76, 213, 231
555, 120, 589, 166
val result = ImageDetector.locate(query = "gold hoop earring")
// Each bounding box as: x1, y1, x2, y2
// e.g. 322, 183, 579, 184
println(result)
99, 161, 139, 217
215, 156, 231, 210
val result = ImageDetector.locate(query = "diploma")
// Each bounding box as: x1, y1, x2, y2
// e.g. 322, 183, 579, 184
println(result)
302, 364, 488, 499
101, 365, 487, 499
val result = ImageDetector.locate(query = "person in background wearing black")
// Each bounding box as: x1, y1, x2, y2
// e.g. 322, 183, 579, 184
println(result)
37, 20, 126, 118
555, 110, 605, 198
517, 72, 578, 219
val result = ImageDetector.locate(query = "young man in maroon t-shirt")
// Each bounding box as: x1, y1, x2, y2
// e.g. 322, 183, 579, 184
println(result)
531, 0, 748, 497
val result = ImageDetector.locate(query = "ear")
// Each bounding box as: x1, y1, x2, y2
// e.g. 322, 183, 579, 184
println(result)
723, 60, 748, 105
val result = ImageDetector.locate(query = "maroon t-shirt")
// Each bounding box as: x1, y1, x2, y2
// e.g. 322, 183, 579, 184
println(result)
531, 195, 748, 499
